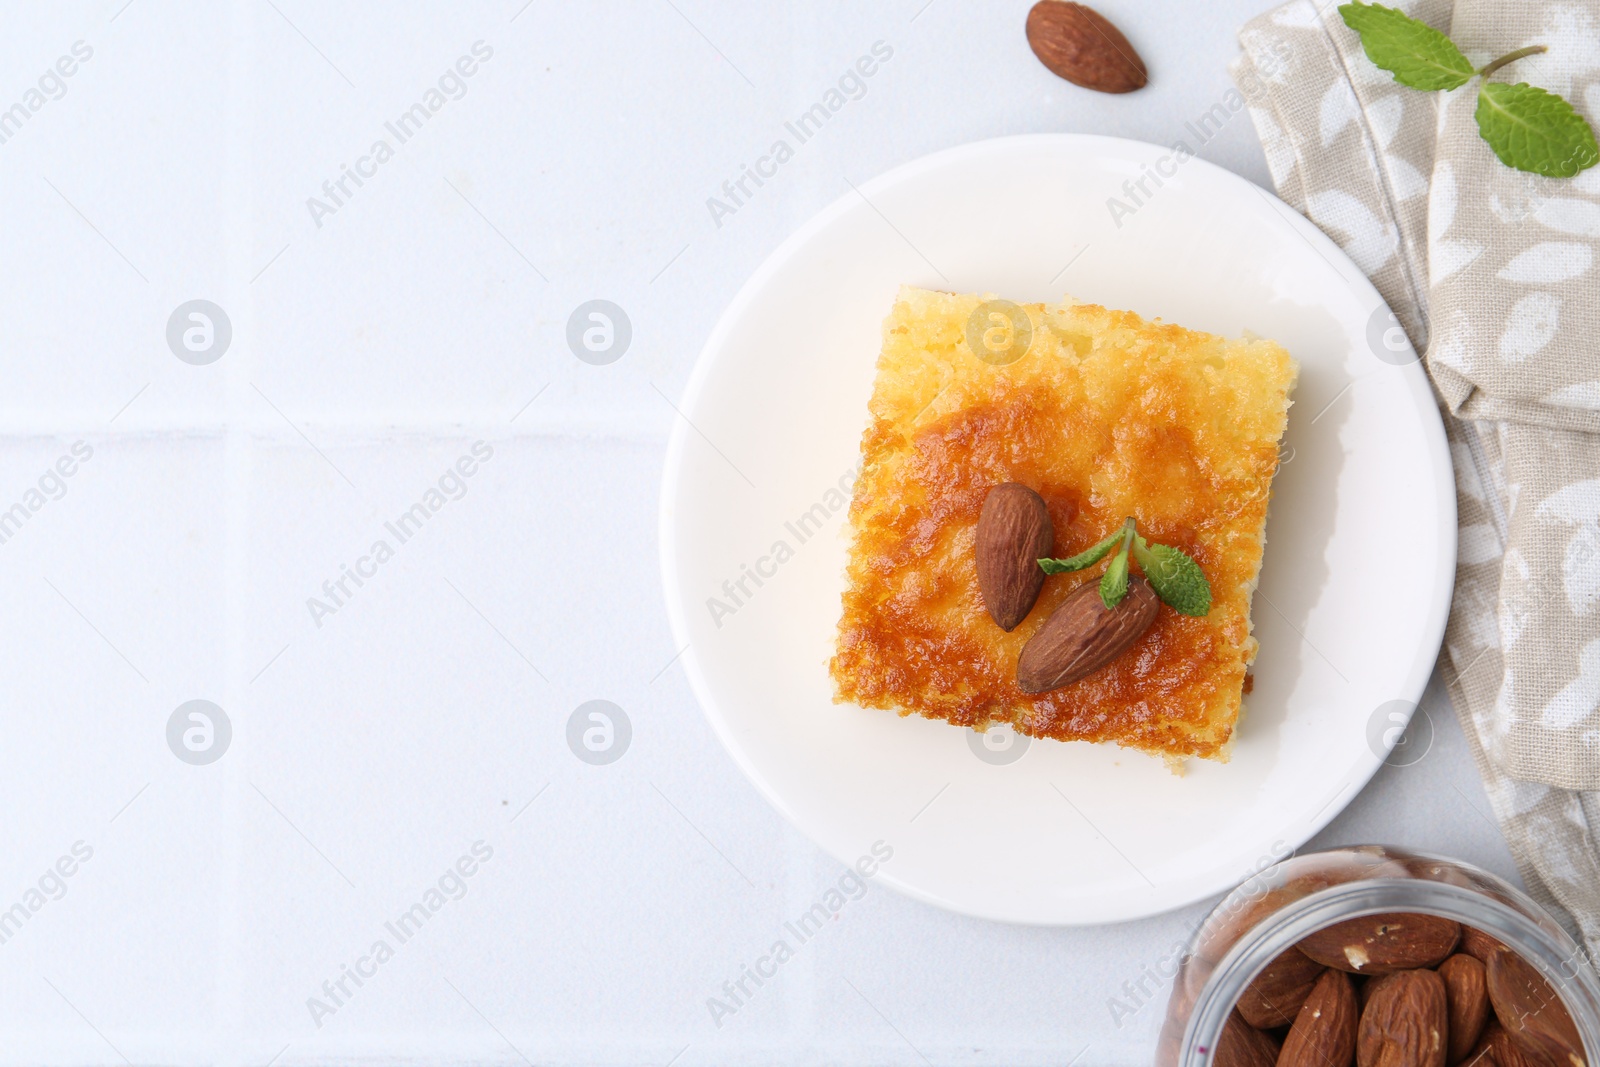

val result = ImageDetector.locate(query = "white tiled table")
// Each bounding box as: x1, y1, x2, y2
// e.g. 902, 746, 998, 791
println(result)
0, 1, 1513, 1063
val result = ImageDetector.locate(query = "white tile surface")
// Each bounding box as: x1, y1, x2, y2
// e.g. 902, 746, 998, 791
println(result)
0, 1, 1516, 1064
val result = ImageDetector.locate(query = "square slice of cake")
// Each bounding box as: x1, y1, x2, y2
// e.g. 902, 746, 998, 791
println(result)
828, 287, 1298, 763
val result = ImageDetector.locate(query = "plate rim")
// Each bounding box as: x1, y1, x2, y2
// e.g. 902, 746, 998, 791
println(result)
658, 132, 1457, 925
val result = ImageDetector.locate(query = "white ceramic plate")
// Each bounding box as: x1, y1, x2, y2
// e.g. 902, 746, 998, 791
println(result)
659, 135, 1454, 925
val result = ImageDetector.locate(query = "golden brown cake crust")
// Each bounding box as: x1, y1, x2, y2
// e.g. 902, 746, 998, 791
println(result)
828, 288, 1298, 762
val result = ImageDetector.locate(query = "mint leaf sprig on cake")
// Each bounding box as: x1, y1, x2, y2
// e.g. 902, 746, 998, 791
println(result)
1338, 2, 1598, 178
1039, 517, 1212, 616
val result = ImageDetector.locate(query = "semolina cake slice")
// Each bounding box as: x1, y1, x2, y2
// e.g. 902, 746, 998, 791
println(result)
828, 286, 1297, 763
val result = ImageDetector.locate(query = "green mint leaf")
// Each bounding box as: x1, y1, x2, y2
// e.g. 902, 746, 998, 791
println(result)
1038, 528, 1124, 575
1475, 81, 1600, 177
1098, 522, 1135, 610
1132, 536, 1212, 617
1338, 2, 1474, 90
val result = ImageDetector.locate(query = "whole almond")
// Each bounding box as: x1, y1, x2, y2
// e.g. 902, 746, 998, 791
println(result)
1282, 969, 1359, 1067
1216, 1008, 1280, 1067
1485, 946, 1586, 1067
1358, 968, 1447, 1067
1461, 927, 1511, 965
1025, 1, 1147, 93
1441, 954, 1492, 1063
976, 483, 1054, 631
1298, 913, 1461, 974
1016, 575, 1158, 693
1238, 947, 1326, 1029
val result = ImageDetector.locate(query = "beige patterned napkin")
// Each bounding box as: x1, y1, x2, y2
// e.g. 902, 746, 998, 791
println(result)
1233, 0, 1600, 951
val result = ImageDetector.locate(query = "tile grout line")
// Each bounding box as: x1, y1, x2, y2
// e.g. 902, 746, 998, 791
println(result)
220, 0, 256, 1044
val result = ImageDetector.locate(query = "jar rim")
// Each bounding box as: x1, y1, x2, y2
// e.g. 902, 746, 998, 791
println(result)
1179, 858, 1600, 1065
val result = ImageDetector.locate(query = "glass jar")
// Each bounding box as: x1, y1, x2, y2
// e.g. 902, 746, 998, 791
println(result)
1158, 845, 1600, 1066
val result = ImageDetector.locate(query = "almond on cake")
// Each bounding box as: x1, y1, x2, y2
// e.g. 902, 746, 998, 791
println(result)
828, 286, 1298, 764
